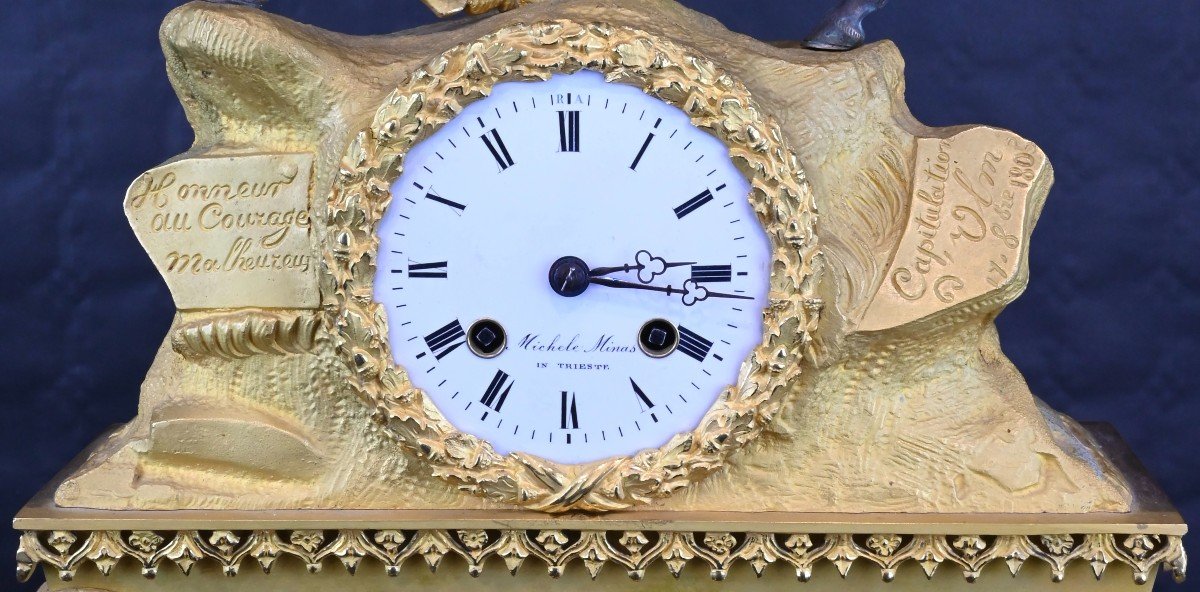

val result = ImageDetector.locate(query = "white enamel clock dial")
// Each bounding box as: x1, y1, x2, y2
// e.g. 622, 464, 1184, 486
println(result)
375, 70, 772, 464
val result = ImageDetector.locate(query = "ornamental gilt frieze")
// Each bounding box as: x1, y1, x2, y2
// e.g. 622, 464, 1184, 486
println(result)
13, 0, 1187, 590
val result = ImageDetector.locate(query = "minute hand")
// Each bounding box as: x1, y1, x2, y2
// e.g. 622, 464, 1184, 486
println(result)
680, 279, 755, 306
691, 289, 755, 302
589, 277, 684, 295
589, 277, 754, 306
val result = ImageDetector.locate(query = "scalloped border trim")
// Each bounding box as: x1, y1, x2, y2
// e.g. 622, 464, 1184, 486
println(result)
17, 528, 1186, 585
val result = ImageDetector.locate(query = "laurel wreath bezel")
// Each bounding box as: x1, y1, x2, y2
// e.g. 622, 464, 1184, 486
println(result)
324, 20, 821, 512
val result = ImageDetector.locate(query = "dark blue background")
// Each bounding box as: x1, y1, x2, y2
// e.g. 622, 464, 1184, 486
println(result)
2, 1, 1197, 590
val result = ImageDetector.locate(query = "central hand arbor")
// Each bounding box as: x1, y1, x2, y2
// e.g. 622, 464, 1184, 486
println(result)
548, 251, 752, 305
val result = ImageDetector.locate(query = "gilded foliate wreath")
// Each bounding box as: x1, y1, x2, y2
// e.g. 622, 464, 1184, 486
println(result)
325, 20, 821, 512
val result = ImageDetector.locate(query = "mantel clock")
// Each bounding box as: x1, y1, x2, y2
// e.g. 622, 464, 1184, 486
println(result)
13, 0, 1188, 590
327, 31, 815, 512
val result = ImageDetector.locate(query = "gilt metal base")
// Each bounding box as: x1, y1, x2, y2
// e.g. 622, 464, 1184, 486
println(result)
15, 424, 1187, 590
32, 561, 1171, 592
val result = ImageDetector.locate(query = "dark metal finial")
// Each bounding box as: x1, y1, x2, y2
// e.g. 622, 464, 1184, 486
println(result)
802, 0, 889, 51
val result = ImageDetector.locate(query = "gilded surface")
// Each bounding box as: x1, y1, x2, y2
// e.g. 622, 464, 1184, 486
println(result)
125, 153, 318, 309
325, 20, 819, 512
16, 528, 1187, 586
171, 310, 321, 360
49, 0, 1136, 516
423, 0, 540, 17
857, 129, 1049, 331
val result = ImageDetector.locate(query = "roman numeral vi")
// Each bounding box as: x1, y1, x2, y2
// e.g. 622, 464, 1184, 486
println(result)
560, 391, 580, 429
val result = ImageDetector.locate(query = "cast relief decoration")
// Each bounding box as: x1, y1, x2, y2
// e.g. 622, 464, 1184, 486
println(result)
34, 0, 1162, 544
326, 20, 820, 513
125, 153, 318, 310
170, 310, 322, 360
16, 528, 1187, 586
422, 0, 541, 17
859, 128, 1047, 331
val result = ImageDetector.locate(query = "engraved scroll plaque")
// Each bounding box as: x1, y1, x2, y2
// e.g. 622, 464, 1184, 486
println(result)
859, 128, 1049, 331
124, 153, 317, 309
14, 2, 1187, 590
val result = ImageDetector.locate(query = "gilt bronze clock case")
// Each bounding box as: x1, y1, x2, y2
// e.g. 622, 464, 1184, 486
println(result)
325, 20, 817, 513
12, 0, 1187, 590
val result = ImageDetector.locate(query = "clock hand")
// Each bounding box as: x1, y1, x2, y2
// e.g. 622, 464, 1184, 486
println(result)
589, 276, 684, 296
680, 279, 753, 306
588, 261, 693, 277
590, 277, 754, 307
589, 249, 695, 284
549, 257, 754, 306
700, 291, 754, 301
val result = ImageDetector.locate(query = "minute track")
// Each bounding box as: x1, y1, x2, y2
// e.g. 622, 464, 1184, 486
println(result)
373, 70, 773, 464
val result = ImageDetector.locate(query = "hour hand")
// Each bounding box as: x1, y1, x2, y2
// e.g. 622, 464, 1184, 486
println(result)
589, 249, 695, 284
